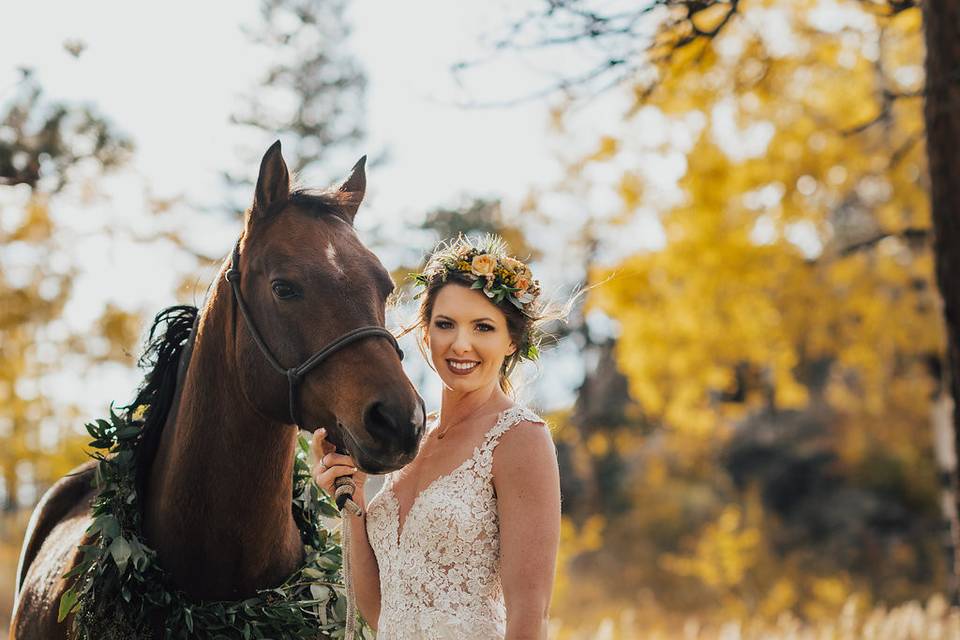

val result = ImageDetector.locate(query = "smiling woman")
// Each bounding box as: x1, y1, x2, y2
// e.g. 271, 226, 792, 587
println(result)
311, 234, 568, 639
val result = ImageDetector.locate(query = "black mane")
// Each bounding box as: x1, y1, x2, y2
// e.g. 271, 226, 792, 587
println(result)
265, 189, 349, 221
124, 304, 198, 507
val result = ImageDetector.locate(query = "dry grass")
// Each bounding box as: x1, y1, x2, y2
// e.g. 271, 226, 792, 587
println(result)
547, 597, 960, 640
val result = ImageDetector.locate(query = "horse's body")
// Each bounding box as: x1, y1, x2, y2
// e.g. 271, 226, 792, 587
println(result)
10, 142, 424, 638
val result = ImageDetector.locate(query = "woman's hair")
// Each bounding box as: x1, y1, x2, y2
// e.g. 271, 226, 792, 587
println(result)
401, 234, 570, 395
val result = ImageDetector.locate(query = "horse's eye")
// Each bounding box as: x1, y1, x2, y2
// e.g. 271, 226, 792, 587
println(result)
271, 281, 300, 300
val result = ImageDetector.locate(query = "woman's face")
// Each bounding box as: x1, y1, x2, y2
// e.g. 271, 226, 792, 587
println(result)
424, 283, 517, 393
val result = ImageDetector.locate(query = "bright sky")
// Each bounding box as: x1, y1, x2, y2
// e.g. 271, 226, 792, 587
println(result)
0, 1, 673, 431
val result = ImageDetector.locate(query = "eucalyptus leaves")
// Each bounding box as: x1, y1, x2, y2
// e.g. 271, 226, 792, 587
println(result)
58, 408, 369, 639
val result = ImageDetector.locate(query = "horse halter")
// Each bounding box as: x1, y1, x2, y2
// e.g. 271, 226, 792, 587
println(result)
224, 238, 404, 428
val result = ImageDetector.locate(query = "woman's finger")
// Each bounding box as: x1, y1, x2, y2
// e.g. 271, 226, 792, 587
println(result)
320, 452, 357, 469
314, 465, 359, 493
312, 428, 336, 458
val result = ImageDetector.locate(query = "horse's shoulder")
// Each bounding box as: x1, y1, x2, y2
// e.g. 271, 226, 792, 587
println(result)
16, 459, 97, 592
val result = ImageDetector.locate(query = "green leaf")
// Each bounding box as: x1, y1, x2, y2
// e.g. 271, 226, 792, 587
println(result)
100, 514, 120, 540
58, 588, 78, 622
310, 584, 331, 603
109, 536, 132, 573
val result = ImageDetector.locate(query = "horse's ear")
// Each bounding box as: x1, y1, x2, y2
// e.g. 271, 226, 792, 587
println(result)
252, 140, 290, 218
336, 156, 366, 223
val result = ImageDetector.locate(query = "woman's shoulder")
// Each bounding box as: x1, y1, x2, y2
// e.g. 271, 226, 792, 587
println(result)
490, 407, 557, 484
489, 405, 552, 455
499, 404, 545, 427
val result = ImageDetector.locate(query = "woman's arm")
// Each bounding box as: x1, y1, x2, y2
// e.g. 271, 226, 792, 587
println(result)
312, 430, 382, 630
493, 421, 561, 640
345, 497, 382, 629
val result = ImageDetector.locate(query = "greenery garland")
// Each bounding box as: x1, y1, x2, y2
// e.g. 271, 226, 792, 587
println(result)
58, 406, 371, 639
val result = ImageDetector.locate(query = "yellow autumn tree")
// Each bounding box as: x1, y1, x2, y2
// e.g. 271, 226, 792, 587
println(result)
547, 0, 940, 626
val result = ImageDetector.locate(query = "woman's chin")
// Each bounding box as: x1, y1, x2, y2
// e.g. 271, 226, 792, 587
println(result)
440, 373, 491, 393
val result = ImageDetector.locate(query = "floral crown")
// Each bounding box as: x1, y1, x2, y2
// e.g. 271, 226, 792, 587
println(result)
411, 235, 543, 361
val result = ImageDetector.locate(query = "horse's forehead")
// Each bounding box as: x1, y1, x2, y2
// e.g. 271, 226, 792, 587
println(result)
252, 213, 381, 275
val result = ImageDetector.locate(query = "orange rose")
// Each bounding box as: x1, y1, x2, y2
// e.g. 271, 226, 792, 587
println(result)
471, 254, 496, 277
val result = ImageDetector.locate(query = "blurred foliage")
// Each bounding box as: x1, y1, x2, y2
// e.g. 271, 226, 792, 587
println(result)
0, 0, 952, 635
0, 69, 132, 193
543, 0, 944, 630
0, 70, 139, 512
388, 197, 536, 289
224, 0, 367, 208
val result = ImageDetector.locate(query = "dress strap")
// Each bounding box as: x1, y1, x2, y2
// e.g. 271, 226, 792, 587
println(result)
479, 406, 545, 457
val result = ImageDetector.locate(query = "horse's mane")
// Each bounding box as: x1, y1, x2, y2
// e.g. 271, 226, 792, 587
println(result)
123, 304, 199, 507
266, 189, 347, 220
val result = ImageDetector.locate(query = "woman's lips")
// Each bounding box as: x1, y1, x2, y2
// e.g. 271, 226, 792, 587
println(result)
446, 359, 480, 376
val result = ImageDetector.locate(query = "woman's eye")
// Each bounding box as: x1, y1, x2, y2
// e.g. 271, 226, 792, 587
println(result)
272, 281, 300, 300
476, 323, 494, 332
435, 320, 453, 329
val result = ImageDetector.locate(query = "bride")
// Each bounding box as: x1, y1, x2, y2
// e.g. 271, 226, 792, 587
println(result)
312, 235, 561, 639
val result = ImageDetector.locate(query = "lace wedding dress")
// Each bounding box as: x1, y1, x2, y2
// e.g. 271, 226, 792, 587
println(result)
365, 405, 545, 639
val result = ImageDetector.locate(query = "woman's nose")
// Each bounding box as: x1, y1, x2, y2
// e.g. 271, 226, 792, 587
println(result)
452, 329, 472, 354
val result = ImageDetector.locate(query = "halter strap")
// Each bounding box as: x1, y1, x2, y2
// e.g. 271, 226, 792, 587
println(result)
224, 238, 403, 428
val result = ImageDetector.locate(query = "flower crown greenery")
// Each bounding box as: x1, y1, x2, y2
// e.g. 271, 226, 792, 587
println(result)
411, 235, 543, 361
58, 406, 367, 639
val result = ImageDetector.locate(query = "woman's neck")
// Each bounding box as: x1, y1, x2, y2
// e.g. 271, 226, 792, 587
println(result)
438, 383, 512, 427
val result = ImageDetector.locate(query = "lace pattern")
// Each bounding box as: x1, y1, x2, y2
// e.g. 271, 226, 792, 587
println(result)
365, 406, 544, 640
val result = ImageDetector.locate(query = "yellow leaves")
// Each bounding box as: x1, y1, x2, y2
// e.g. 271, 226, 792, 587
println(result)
591, 194, 814, 435
581, 0, 935, 443
617, 172, 644, 213
94, 304, 142, 363
586, 432, 609, 457
804, 575, 856, 621
588, 136, 619, 163
662, 505, 762, 589
690, 3, 736, 34
551, 0, 935, 625
552, 515, 607, 612
759, 578, 798, 619
8, 194, 53, 243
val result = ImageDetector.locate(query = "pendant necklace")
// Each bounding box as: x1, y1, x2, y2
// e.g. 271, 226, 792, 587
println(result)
436, 402, 492, 439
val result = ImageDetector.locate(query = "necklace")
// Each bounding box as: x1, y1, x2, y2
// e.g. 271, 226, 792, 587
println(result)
436, 402, 495, 439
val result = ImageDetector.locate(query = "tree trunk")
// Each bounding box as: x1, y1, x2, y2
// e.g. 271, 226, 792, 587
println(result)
932, 386, 960, 602
923, 0, 960, 600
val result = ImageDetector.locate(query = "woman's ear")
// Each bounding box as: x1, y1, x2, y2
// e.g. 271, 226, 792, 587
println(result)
506, 342, 517, 358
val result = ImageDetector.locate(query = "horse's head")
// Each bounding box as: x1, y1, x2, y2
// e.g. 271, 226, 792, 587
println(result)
228, 141, 423, 473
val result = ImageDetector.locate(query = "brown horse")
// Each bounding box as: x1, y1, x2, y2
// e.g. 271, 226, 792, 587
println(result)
10, 141, 425, 638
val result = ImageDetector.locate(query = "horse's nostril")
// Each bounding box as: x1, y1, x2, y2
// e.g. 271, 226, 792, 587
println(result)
363, 401, 399, 441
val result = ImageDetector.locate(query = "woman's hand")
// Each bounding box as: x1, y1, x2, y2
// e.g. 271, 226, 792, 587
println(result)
311, 428, 368, 503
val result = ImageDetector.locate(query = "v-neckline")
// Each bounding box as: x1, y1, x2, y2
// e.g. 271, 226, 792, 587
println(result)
388, 407, 516, 546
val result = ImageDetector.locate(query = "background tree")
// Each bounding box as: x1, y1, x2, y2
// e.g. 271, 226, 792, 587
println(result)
481, 0, 960, 603
224, 0, 367, 210
472, 0, 949, 625
0, 66, 139, 626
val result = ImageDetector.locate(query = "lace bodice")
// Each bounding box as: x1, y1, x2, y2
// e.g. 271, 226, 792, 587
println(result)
365, 406, 545, 639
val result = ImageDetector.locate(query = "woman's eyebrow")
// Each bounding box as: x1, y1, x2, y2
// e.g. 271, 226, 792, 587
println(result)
435, 314, 497, 323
